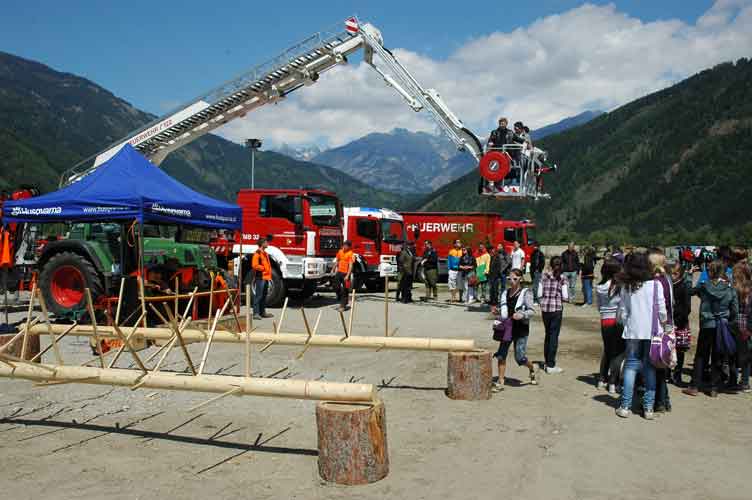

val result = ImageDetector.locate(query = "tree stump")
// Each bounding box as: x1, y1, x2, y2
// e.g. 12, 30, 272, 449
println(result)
316, 400, 389, 485
0, 332, 40, 361
446, 350, 492, 400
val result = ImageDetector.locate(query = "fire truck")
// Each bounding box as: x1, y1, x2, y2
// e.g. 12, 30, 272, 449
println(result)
234, 189, 343, 306
0, 186, 41, 293
400, 212, 538, 277
343, 207, 405, 291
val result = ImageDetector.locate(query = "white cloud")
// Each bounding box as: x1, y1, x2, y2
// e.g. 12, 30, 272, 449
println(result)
217, 1, 752, 148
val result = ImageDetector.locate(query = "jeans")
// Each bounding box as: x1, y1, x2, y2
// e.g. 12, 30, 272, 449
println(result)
620, 339, 656, 412
532, 271, 542, 303
252, 279, 268, 316
494, 335, 530, 366
691, 327, 721, 389
489, 277, 500, 306
581, 277, 593, 305
742, 361, 751, 387
542, 310, 563, 368
335, 271, 351, 307
563, 271, 577, 301
476, 280, 487, 301
599, 323, 625, 383
424, 268, 438, 298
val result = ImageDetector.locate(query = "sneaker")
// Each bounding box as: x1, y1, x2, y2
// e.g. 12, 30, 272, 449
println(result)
261, 313, 274, 318
682, 387, 699, 397
644, 409, 656, 420
580, 303, 589, 308
253, 314, 262, 320
491, 382, 504, 393
530, 372, 538, 385
608, 384, 617, 395
741, 384, 751, 393
597, 380, 607, 390
546, 366, 564, 374
709, 388, 719, 398
615, 407, 631, 418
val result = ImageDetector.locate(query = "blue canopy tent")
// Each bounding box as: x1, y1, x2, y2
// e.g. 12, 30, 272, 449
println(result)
2, 144, 241, 230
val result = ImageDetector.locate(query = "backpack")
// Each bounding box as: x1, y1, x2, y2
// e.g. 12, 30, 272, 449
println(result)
649, 280, 677, 369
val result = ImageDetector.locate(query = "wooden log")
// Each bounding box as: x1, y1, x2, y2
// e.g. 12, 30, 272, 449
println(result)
0, 363, 376, 403
244, 284, 251, 377
0, 331, 40, 361
446, 350, 492, 400
30, 324, 475, 352
316, 400, 389, 485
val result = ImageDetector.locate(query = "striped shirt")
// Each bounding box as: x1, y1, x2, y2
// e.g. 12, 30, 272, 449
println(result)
538, 272, 569, 312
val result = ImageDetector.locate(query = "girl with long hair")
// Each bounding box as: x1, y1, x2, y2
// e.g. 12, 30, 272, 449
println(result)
649, 250, 673, 413
669, 262, 692, 386
596, 258, 624, 393
615, 252, 667, 420
732, 261, 752, 392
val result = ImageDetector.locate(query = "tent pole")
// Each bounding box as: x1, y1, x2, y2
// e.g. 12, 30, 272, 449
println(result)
138, 221, 147, 328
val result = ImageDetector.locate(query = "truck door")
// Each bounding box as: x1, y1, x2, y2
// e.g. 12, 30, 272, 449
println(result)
259, 194, 304, 252
353, 217, 380, 269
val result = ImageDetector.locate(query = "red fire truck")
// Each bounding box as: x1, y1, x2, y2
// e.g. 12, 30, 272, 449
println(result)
343, 207, 405, 291
233, 189, 343, 306
400, 212, 538, 277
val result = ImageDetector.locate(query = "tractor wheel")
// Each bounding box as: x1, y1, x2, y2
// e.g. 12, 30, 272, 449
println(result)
265, 267, 287, 308
39, 251, 104, 318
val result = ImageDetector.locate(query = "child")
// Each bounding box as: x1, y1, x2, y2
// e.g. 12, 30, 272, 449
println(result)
670, 262, 691, 386
596, 258, 624, 394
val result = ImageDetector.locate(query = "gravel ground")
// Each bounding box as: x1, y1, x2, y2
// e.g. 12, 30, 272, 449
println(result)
1, 284, 750, 500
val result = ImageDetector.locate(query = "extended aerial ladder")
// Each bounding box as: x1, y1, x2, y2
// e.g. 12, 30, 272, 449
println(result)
61, 17, 548, 198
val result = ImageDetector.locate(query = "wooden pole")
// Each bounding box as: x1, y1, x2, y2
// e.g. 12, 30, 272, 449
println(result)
115, 277, 125, 326
36, 288, 63, 365
0, 362, 376, 403
20, 282, 37, 358
31, 324, 475, 352
275, 297, 289, 335
148, 304, 196, 375
337, 310, 349, 338
108, 313, 144, 368
296, 310, 322, 360
187, 386, 242, 412
174, 276, 180, 319
198, 298, 231, 375
347, 288, 356, 337
84, 288, 104, 368
245, 284, 251, 378
384, 276, 389, 337
207, 271, 215, 321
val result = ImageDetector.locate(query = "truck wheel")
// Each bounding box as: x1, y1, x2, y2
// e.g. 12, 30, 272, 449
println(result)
265, 267, 286, 308
301, 280, 317, 299
39, 251, 103, 317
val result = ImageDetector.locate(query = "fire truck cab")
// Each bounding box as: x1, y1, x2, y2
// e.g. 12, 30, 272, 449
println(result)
234, 189, 343, 306
343, 207, 406, 292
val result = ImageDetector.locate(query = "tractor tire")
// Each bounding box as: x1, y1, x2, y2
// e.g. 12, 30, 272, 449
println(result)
265, 267, 286, 308
39, 251, 104, 318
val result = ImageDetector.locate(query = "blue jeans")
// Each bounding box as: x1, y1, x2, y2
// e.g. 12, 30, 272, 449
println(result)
253, 279, 268, 315
563, 271, 577, 301
581, 277, 593, 305
620, 339, 656, 412
494, 336, 530, 366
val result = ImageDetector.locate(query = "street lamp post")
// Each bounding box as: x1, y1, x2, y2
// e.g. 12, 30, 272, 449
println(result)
245, 138, 262, 189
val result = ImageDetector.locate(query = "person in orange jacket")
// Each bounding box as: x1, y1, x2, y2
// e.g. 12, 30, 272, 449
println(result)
335, 240, 355, 312
251, 237, 273, 320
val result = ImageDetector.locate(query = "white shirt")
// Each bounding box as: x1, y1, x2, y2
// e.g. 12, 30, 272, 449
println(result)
511, 248, 525, 270
618, 280, 667, 340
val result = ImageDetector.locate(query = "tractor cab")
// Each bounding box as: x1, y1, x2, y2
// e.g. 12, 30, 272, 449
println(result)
478, 144, 556, 200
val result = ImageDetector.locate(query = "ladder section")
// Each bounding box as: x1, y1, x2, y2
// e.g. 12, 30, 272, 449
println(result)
62, 22, 365, 186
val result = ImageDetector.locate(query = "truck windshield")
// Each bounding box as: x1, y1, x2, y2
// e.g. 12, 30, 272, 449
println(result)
381, 220, 405, 243
308, 195, 340, 227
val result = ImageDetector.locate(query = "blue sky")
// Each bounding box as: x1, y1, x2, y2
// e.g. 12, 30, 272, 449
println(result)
1, 1, 713, 114
2, 1, 748, 148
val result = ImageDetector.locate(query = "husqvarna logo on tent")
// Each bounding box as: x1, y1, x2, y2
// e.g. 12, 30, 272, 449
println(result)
10, 206, 62, 216
151, 203, 191, 218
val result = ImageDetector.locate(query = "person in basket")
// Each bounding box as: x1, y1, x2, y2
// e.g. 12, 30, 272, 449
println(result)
492, 269, 538, 392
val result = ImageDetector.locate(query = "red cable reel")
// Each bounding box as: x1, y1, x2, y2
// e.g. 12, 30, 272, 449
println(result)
478, 151, 511, 182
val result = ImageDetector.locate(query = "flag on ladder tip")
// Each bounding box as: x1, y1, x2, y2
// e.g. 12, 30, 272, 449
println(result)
345, 17, 359, 34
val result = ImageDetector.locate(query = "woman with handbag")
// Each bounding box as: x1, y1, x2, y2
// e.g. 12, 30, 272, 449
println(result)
492, 269, 538, 392
649, 250, 674, 413
683, 260, 738, 398
670, 262, 692, 386
615, 252, 668, 420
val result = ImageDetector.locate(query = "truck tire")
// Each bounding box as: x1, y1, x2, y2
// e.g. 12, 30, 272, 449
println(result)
365, 278, 385, 293
265, 267, 286, 308
39, 251, 104, 318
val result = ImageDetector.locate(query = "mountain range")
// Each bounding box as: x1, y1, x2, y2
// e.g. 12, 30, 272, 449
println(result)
0, 51, 409, 209
413, 58, 752, 244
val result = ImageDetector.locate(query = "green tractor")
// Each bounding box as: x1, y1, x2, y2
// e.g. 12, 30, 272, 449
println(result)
37, 223, 219, 319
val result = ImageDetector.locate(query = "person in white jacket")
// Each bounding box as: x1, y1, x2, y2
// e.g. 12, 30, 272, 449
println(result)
615, 252, 668, 420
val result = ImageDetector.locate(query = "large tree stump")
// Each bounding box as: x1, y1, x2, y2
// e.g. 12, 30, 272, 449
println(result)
0, 332, 40, 361
316, 400, 389, 485
447, 350, 492, 400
